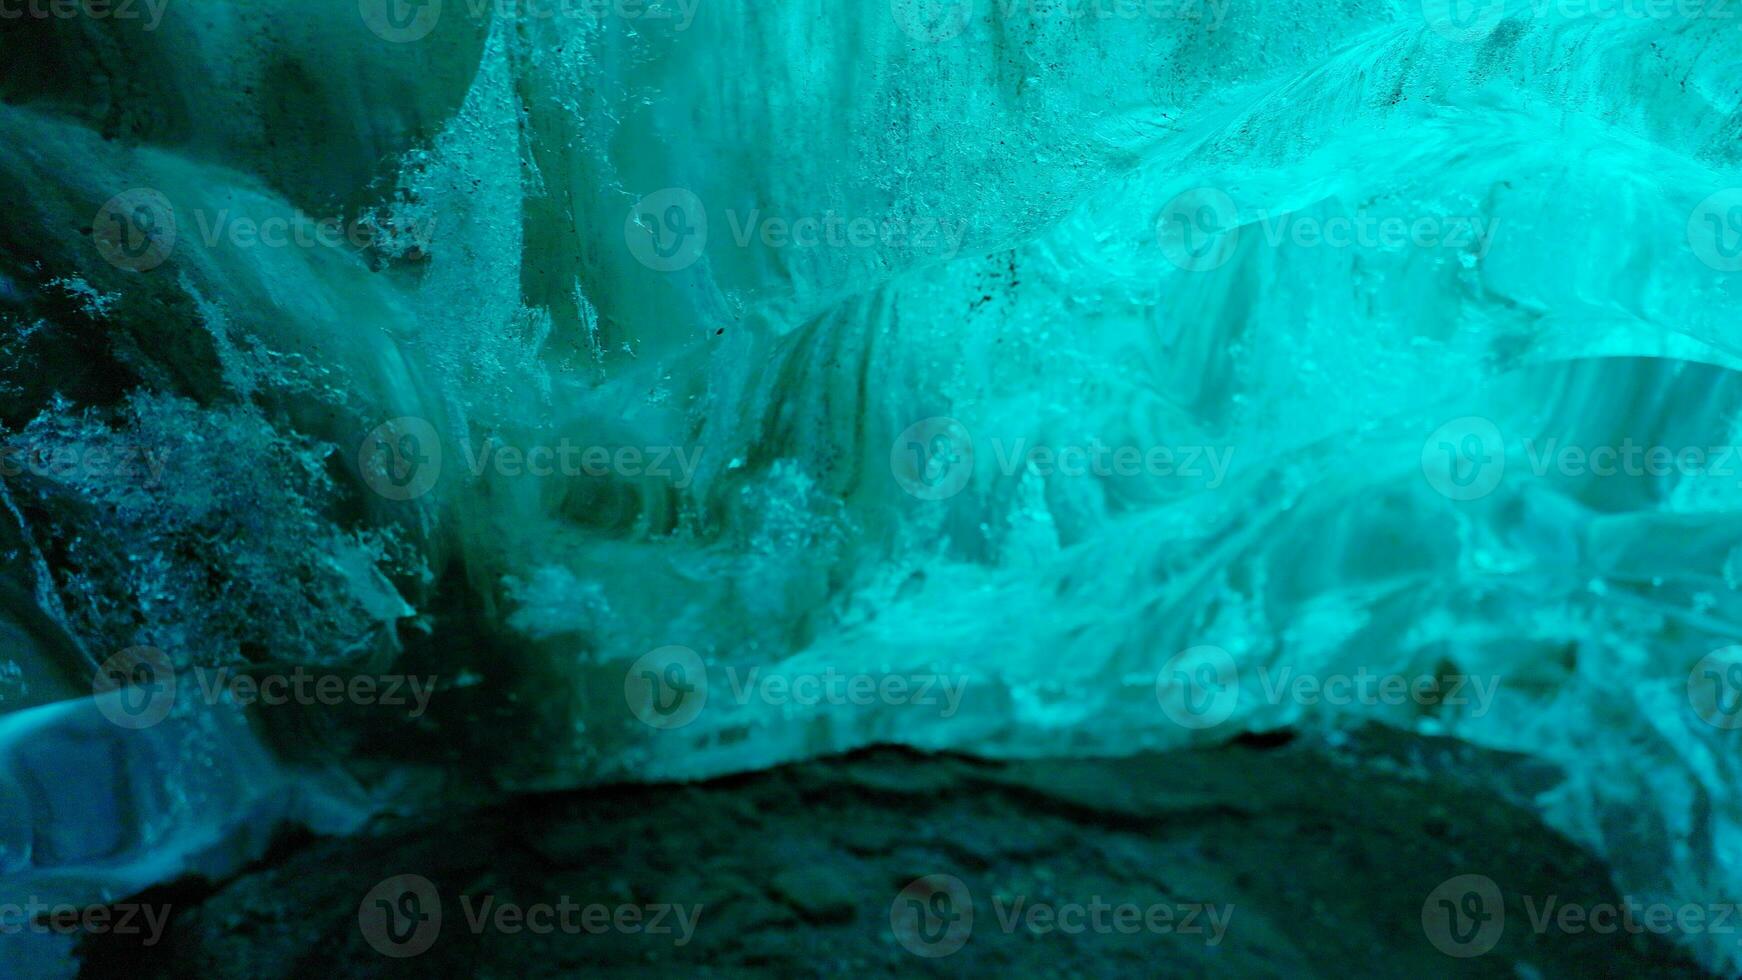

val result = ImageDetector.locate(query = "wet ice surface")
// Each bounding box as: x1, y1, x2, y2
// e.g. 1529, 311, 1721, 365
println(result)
0, 697, 370, 979
2, 0, 1742, 973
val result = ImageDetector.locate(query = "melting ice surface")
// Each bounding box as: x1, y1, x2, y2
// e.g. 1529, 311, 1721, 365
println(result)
4, 0, 1742, 971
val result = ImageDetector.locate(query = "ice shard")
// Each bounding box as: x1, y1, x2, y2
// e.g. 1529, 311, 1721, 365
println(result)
2, 0, 1741, 974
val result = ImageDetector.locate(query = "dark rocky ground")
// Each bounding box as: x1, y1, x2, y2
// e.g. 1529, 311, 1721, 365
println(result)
80, 727, 1713, 978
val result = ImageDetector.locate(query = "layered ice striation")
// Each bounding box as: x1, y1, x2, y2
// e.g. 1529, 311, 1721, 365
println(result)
2, 0, 1742, 970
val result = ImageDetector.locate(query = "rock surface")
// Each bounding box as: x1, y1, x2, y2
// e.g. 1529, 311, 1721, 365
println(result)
84, 729, 1711, 978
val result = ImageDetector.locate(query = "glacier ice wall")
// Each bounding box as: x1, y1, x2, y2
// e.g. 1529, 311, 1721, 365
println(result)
3, 0, 1742, 970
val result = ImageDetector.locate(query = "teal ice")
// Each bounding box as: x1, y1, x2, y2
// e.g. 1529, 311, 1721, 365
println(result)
1, 0, 1741, 973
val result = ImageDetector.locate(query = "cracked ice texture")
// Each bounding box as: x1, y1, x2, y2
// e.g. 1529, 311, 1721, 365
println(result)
3, 0, 1742, 970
